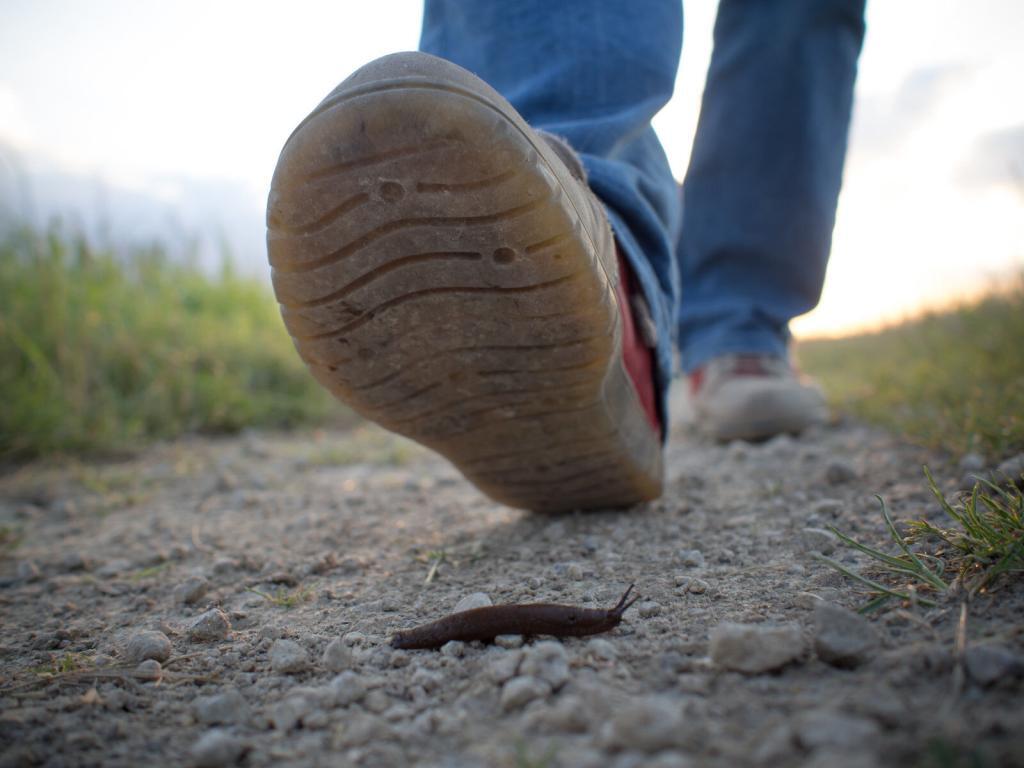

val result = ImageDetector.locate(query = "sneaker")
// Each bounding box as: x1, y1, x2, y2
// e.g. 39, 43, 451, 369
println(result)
267, 52, 663, 511
688, 354, 828, 441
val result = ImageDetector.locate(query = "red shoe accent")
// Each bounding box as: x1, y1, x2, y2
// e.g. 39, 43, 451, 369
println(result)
615, 250, 661, 437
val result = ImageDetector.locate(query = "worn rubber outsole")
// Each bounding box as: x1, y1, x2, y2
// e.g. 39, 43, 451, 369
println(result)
267, 52, 662, 511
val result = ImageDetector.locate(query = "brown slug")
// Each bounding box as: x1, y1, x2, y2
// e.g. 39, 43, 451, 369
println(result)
390, 584, 641, 650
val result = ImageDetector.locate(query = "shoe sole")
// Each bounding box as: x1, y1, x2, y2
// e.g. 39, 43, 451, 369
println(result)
267, 52, 662, 511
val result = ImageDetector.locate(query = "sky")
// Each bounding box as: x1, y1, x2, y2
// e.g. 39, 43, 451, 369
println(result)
1, 0, 1022, 338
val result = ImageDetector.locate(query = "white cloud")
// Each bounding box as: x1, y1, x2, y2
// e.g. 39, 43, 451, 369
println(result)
0, 83, 34, 149
957, 123, 1024, 190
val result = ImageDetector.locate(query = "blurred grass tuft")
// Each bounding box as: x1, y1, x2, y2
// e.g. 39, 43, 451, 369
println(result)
799, 274, 1024, 459
0, 221, 346, 459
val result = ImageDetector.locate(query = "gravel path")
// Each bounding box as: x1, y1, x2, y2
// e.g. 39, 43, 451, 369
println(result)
1, 390, 1022, 768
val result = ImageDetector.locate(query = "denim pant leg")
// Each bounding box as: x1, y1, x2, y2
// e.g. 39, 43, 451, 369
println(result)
420, 0, 684, 421
676, 0, 866, 372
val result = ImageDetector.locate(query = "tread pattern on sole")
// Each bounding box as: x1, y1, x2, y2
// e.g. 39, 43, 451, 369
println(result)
268, 58, 662, 511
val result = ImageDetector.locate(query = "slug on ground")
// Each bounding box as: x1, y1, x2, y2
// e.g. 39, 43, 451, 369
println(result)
390, 584, 641, 650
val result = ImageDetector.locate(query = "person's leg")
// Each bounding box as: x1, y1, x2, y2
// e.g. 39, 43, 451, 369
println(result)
421, 0, 684, 423
677, 0, 866, 371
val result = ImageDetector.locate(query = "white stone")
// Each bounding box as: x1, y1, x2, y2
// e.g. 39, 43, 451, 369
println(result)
134, 659, 162, 681
330, 670, 367, 706
799, 527, 838, 555
188, 609, 231, 642
709, 622, 805, 673
499, 676, 551, 711
125, 630, 172, 664
174, 576, 209, 605
585, 637, 617, 661
267, 695, 312, 731
520, 640, 570, 689
600, 695, 687, 752
813, 603, 877, 667
322, 638, 351, 672
453, 592, 492, 613
270, 639, 309, 674
195, 689, 249, 725
486, 649, 523, 684
440, 640, 465, 658
678, 549, 705, 568
638, 601, 662, 618
965, 644, 1020, 687
794, 711, 880, 750
191, 729, 246, 768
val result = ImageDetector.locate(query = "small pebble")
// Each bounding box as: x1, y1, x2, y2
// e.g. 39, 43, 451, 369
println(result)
125, 630, 173, 664
964, 644, 1020, 687
486, 649, 523, 684
191, 729, 247, 768
799, 527, 838, 555
134, 659, 162, 681
95, 559, 132, 578
813, 603, 878, 668
270, 639, 309, 674
174, 576, 209, 605
558, 747, 605, 768
687, 579, 709, 595
709, 622, 805, 673
453, 592, 492, 613
195, 689, 249, 725
638, 601, 662, 618
599, 695, 687, 752
794, 710, 880, 750
500, 676, 551, 711
825, 459, 857, 485
332, 712, 386, 747
303, 709, 330, 730
958, 452, 986, 472
528, 693, 591, 733
996, 453, 1024, 485
211, 558, 239, 575
586, 637, 617, 661
678, 549, 705, 568
520, 640, 569, 689
322, 638, 352, 672
363, 689, 391, 714
188, 609, 231, 642
267, 695, 311, 730
810, 498, 844, 518
60, 552, 91, 572
330, 670, 367, 706
495, 634, 524, 649
410, 667, 443, 692
440, 640, 465, 658
566, 563, 585, 580
646, 753, 694, 768
342, 631, 367, 646
16, 560, 41, 582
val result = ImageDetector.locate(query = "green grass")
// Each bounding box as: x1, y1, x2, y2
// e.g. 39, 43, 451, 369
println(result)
245, 585, 315, 608
814, 469, 1024, 612
0, 221, 347, 459
799, 278, 1024, 459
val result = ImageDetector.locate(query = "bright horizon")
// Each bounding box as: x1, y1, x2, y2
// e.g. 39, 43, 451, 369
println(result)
1, 0, 1022, 339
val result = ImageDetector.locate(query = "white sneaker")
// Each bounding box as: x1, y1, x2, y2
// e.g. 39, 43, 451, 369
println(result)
688, 354, 828, 441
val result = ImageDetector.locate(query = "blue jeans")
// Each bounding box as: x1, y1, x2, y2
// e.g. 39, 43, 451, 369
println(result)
421, 0, 866, 417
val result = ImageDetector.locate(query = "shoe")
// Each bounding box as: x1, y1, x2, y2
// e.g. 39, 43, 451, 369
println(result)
267, 51, 663, 512
688, 354, 828, 441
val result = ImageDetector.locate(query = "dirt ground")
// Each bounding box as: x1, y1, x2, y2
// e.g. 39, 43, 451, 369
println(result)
1, 388, 1022, 768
